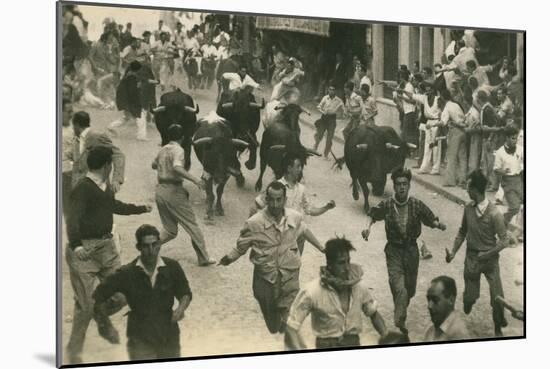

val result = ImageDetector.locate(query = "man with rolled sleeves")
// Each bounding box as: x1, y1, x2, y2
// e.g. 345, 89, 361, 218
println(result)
446, 169, 509, 337
361, 167, 446, 335
314, 84, 344, 158
65, 146, 151, 364
93, 224, 192, 360
152, 124, 216, 266
219, 181, 321, 335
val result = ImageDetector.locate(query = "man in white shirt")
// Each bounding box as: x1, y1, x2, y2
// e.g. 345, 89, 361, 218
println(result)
494, 126, 523, 226
285, 238, 388, 349
438, 90, 468, 187
314, 85, 345, 157
222, 66, 260, 92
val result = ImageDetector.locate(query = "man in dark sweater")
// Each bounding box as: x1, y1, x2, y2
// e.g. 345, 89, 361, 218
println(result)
361, 167, 447, 336
65, 146, 152, 364
93, 224, 192, 360
446, 169, 509, 337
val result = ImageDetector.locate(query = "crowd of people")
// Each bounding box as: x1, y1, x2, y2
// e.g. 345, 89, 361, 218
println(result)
60, 6, 524, 365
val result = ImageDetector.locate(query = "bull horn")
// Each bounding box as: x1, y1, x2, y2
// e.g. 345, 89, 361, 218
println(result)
269, 144, 286, 151
249, 102, 263, 109
184, 105, 198, 113
305, 148, 321, 156
355, 143, 369, 150
221, 102, 234, 109
231, 138, 249, 148
153, 106, 166, 113
406, 143, 417, 149
274, 104, 285, 111
385, 143, 399, 150
192, 137, 214, 146
246, 131, 260, 147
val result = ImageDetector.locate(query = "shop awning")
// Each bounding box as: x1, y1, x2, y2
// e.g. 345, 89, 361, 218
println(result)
256, 16, 330, 37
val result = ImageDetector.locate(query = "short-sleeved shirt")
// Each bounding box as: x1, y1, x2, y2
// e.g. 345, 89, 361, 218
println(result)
318, 95, 344, 115
153, 142, 185, 182
424, 310, 471, 342
226, 208, 307, 284
368, 197, 439, 246
441, 101, 465, 127
494, 145, 523, 175
286, 277, 378, 338
93, 256, 191, 342
361, 96, 378, 124
255, 177, 311, 215
345, 92, 363, 116
401, 82, 416, 114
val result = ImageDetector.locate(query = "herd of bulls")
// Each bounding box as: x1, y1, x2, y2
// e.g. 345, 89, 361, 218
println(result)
153, 88, 414, 220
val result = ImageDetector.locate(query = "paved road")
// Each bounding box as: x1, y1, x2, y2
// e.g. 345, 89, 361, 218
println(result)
61, 77, 524, 365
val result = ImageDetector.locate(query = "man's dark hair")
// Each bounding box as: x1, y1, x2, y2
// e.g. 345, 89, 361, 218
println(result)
504, 125, 519, 138
468, 76, 479, 90
266, 180, 287, 198
344, 81, 355, 91
467, 169, 488, 194
457, 39, 466, 49
126, 22, 132, 27
391, 167, 412, 183
72, 111, 91, 128
422, 67, 433, 76
135, 224, 160, 244
360, 84, 371, 95
167, 124, 184, 141
379, 331, 410, 345
433, 63, 442, 69
325, 237, 356, 265
466, 60, 477, 70
431, 275, 457, 299
413, 73, 424, 83
282, 152, 304, 175
142, 31, 151, 37
398, 69, 411, 82
86, 146, 113, 170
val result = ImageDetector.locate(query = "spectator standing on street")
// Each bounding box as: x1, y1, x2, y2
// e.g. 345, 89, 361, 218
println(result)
253, 152, 334, 254
342, 81, 363, 141
401, 81, 442, 175
65, 146, 152, 364
93, 224, 192, 360
465, 95, 483, 174
446, 169, 509, 337
361, 167, 447, 336
219, 181, 324, 335
152, 124, 216, 266
424, 276, 471, 342
439, 89, 468, 187
285, 238, 388, 350
359, 83, 378, 127
478, 91, 504, 192
493, 126, 523, 227
314, 85, 344, 158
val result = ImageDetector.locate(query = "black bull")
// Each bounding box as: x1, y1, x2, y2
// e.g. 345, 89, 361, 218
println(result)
153, 89, 199, 170
255, 103, 319, 192
216, 89, 264, 171
343, 125, 414, 212
192, 118, 248, 220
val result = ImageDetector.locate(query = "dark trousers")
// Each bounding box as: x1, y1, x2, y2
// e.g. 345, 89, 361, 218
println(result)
342, 115, 360, 142
252, 269, 300, 334
501, 175, 524, 226
385, 242, 420, 329
62, 172, 72, 218
402, 112, 419, 148
314, 114, 337, 157
463, 250, 505, 328
316, 334, 360, 349
127, 336, 180, 361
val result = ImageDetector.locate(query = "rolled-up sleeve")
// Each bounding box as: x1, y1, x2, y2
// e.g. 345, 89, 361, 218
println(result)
286, 288, 313, 330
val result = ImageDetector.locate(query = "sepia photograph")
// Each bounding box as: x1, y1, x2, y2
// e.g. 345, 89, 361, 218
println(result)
57, 0, 525, 366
